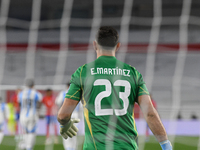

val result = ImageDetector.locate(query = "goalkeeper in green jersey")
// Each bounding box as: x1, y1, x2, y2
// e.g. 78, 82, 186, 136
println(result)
57, 26, 172, 150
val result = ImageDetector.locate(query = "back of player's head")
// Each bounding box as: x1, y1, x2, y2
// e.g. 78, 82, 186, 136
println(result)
96, 26, 119, 49
46, 88, 52, 95
25, 78, 34, 88
46, 88, 52, 92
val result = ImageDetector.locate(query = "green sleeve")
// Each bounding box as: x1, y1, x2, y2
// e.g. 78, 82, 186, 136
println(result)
65, 66, 83, 101
137, 72, 149, 96
65, 83, 82, 101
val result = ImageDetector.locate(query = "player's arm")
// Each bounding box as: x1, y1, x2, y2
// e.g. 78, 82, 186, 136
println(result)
138, 95, 172, 150
57, 98, 80, 139
57, 98, 79, 124
58, 66, 83, 139
36, 92, 43, 110
37, 101, 42, 109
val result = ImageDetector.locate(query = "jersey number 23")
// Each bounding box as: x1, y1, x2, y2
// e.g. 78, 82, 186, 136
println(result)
94, 79, 131, 116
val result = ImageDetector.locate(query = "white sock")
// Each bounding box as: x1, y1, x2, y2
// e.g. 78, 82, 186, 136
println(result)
63, 136, 77, 150
0, 132, 4, 144
26, 133, 36, 150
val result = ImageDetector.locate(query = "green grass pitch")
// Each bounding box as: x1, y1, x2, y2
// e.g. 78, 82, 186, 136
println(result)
0, 135, 199, 150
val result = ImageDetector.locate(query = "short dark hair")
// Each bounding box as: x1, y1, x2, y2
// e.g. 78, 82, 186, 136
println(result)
46, 88, 52, 92
96, 26, 119, 49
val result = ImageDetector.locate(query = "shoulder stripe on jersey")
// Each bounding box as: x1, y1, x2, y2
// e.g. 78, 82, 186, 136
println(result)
80, 64, 85, 88
66, 94, 80, 100
139, 87, 149, 95
135, 71, 139, 85
68, 89, 81, 100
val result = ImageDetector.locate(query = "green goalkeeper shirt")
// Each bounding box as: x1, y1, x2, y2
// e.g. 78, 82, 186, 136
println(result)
66, 56, 149, 150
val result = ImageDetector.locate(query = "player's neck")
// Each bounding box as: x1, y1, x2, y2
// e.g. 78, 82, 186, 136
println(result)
96, 49, 115, 58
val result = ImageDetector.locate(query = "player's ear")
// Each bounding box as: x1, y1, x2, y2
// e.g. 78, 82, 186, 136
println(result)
115, 42, 121, 52
93, 41, 98, 51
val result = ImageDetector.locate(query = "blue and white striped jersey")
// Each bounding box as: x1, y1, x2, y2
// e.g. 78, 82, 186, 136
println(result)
0, 102, 5, 113
0, 102, 9, 125
18, 88, 42, 117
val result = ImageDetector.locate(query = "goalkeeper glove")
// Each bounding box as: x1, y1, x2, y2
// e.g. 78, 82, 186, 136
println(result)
60, 118, 80, 139
160, 140, 172, 150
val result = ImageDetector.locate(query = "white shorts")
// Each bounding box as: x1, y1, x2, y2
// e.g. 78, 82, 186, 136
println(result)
20, 115, 38, 133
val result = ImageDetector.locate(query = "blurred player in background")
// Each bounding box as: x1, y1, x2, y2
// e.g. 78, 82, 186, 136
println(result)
42, 88, 58, 144
18, 79, 42, 150
0, 97, 9, 144
57, 26, 172, 150
56, 82, 84, 150
10, 87, 21, 137
56, 83, 70, 109
7, 102, 16, 135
